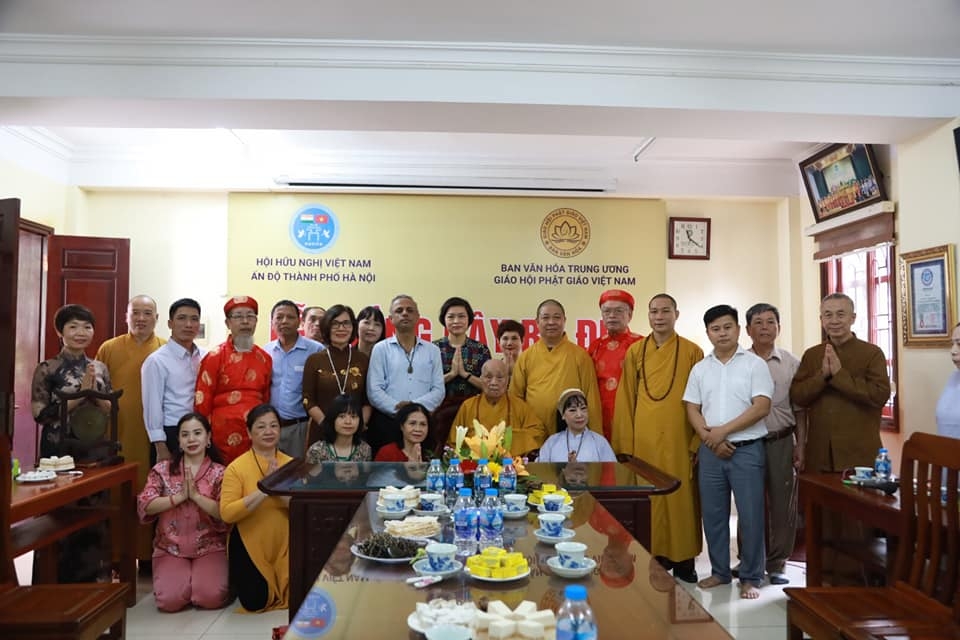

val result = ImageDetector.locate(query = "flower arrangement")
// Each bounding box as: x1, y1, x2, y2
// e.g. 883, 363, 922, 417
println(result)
447, 419, 529, 481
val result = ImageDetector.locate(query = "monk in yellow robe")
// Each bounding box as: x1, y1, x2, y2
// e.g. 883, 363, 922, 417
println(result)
96, 294, 165, 567
508, 299, 601, 436
450, 359, 545, 456
612, 293, 704, 583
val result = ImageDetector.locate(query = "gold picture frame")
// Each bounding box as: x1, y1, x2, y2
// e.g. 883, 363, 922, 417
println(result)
899, 244, 956, 347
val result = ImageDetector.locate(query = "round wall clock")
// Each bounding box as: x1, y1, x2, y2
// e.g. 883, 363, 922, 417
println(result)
668, 217, 711, 260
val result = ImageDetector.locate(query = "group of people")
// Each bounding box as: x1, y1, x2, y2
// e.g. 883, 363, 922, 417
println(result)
33, 283, 921, 609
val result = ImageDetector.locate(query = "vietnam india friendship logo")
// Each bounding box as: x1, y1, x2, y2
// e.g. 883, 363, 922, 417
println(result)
290, 205, 339, 253
540, 207, 591, 258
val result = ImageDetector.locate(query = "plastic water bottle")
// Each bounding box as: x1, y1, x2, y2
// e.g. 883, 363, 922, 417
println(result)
445, 458, 464, 507
453, 488, 478, 556
557, 585, 597, 640
874, 447, 892, 480
426, 458, 444, 493
478, 488, 504, 551
475, 458, 492, 503
499, 457, 517, 495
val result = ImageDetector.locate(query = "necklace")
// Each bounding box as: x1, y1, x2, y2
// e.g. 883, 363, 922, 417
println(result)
566, 429, 586, 460
640, 335, 680, 402
403, 342, 418, 374
252, 449, 275, 478
327, 441, 356, 461
326, 345, 353, 394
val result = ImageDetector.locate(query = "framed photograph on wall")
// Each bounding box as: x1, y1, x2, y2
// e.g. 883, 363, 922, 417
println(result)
899, 244, 956, 347
799, 143, 887, 222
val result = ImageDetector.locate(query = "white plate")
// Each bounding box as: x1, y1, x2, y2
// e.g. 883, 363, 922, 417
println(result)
537, 503, 573, 515
15, 470, 57, 483
376, 506, 412, 519
413, 558, 463, 578
407, 612, 428, 634
464, 566, 531, 583
546, 555, 597, 579
349, 543, 420, 564
533, 528, 576, 545
502, 506, 530, 519
413, 506, 450, 517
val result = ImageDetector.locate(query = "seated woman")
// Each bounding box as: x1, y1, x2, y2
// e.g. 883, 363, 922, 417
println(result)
31, 303, 113, 583
137, 413, 230, 612
355, 305, 386, 356
305, 394, 372, 462
433, 296, 491, 444
302, 304, 370, 450
538, 388, 617, 463
374, 402, 435, 462
220, 404, 292, 612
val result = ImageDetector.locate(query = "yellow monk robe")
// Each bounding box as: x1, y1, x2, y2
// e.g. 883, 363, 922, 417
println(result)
96, 332, 164, 561
508, 334, 602, 436
449, 394, 546, 456
612, 333, 704, 562
220, 449, 292, 612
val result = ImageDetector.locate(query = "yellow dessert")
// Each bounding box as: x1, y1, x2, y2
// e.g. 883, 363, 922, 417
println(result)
466, 551, 530, 579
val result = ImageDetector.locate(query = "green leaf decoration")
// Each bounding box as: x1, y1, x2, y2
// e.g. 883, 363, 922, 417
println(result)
504, 426, 513, 451
480, 440, 488, 458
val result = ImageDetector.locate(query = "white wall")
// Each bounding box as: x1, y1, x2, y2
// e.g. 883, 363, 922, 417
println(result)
0, 158, 73, 230
77, 191, 230, 345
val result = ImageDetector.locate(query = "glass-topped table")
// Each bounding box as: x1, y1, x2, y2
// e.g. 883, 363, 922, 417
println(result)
260, 457, 679, 619
283, 492, 729, 639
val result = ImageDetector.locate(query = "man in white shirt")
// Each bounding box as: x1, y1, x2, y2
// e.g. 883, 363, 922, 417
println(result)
366, 294, 444, 454
683, 304, 773, 599
141, 298, 206, 462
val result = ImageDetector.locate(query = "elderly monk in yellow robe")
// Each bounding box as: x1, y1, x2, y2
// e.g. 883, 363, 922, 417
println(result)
449, 359, 545, 456
612, 293, 704, 583
96, 294, 165, 569
588, 289, 643, 442
509, 299, 602, 436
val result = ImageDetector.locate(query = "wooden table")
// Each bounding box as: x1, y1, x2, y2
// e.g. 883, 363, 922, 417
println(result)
284, 492, 732, 639
799, 473, 903, 587
260, 458, 679, 620
10, 462, 138, 606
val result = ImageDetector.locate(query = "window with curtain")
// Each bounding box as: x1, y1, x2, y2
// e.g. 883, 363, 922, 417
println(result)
821, 245, 898, 430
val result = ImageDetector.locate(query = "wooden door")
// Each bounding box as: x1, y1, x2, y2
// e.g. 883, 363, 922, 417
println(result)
45, 235, 130, 359
0, 199, 19, 584
13, 220, 51, 467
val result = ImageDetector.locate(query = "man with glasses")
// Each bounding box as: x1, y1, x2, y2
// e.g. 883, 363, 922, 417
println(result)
265, 300, 322, 458
194, 296, 272, 463
588, 289, 643, 442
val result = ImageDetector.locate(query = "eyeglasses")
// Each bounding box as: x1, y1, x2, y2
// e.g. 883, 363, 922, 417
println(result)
330, 320, 353, 329
228, 314, 257, 321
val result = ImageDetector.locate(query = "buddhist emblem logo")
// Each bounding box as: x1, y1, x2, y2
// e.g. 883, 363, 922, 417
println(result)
540, 208, 590, 258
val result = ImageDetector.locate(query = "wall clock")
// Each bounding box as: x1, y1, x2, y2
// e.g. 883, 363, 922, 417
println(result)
668, 217, 711, 260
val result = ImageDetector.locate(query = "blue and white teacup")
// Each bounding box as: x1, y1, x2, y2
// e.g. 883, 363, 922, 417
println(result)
419, 493, 444, 512
542, 493, 565, 512
426, 542, 457, 572
555, 541, 587, 569
504, 493, 527, 512
538, 513, 565, 537
381, 491, 406, 512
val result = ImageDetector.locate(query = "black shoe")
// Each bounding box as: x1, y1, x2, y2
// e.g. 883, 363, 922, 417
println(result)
672, 558, 698, 584
768, 572, 789, 585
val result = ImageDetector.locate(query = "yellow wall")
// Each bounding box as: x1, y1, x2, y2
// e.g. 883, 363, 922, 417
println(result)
0, 159, 74, 230
886, 118, 960, 457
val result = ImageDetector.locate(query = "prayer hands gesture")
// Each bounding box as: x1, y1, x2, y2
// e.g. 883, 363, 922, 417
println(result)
184, 466, 200, 502
452, 348, 467, 377
821, 344, 842, 379
80, 363, 97, 390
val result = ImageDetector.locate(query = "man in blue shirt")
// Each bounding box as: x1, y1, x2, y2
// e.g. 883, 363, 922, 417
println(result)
265, 300, 323, 458
366, 294, 444, 455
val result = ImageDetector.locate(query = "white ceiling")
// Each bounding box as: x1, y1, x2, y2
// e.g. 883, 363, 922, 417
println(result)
1, 0, 958, 197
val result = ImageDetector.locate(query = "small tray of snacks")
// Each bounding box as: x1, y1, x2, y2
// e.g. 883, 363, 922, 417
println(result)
464, 547, 530, 582
383, 515, 442, 542
350, 532, 424, 564
407, 597, 557, 640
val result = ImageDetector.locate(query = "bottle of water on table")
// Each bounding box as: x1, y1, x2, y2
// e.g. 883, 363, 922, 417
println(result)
474, 458, 492, 503
426, 458, 444, 493
453, 487, 478, 557
499, 457, 517, 496
478, 488, 504, 551
874, 447, 892, 480
557, 584, 597, 640
445, 458, 464, 507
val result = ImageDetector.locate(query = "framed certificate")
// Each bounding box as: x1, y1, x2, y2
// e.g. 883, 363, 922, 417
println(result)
899, 244, 956, 347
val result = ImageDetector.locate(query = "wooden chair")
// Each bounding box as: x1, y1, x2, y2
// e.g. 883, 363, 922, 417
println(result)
0, 411, 130, 639
785, 432, 960, 640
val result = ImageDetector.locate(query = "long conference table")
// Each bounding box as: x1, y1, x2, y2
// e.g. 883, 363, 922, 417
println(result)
260, 457, 683, 622
281, 491, 731, 638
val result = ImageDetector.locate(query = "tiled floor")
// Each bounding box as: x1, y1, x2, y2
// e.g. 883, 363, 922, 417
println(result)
14, 519, 803, 639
